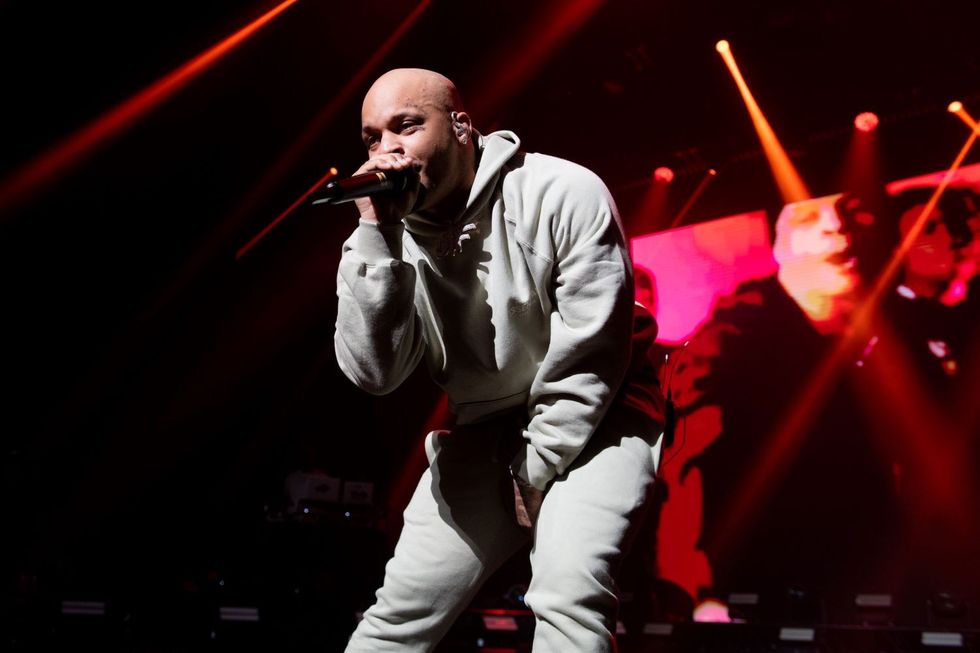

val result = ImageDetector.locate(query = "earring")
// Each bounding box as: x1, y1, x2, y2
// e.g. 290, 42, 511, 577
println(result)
451, 111, 467, 139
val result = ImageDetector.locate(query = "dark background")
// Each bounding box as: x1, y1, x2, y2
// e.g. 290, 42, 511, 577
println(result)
2, 0, 979, 647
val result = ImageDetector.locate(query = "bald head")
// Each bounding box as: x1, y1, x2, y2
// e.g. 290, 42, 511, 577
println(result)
362, 68, 464, 118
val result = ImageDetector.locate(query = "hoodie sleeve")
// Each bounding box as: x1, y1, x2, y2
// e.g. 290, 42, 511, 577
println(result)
334, 219, 425, 395
511, 166, 636, 490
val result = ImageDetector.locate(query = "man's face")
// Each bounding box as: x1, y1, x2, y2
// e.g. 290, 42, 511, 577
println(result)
898, 198, 980, 303
899, 203, 957, 282
773, 194, 860, 298
360, 78, 462, 215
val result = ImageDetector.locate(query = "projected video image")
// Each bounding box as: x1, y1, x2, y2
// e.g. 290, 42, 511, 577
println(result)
631, 163, 980, 604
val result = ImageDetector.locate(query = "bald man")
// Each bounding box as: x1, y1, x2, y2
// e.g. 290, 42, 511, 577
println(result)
334, 68, 665, 651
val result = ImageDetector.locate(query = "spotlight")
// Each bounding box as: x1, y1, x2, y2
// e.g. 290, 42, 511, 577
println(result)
854, 112, 879, 133
948, 101, 963, 114
653, 167, 675, 183
715, 39, 730, 53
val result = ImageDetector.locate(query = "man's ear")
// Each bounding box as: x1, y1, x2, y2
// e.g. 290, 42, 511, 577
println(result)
450, 111, 472, 145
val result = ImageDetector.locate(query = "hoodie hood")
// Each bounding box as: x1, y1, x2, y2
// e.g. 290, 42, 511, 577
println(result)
404, 130, 521, 242
466, 130, 521, 210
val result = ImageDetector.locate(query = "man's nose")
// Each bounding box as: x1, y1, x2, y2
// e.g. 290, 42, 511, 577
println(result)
380, 134, 404, 154
819, 207, 844, 232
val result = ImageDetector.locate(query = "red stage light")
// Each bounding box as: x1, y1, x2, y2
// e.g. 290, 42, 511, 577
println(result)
854, 111, 879, 133
653, 166, 675, 183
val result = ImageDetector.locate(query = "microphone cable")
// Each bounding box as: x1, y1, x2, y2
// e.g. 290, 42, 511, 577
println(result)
659, 340, 691, 469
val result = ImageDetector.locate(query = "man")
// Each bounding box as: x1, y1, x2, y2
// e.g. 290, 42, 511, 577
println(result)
890, 185, 980, 308
658, 192, 899, 603
771, 193, 864, 333
876, 184, 980, 599
334, 68, 664, 651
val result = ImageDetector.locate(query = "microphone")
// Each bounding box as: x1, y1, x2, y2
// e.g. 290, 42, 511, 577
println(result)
310, 168, 418, 205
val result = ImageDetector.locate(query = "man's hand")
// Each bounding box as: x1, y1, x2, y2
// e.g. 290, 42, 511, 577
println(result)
511, 473, 545, 531
352, 154, 421, 225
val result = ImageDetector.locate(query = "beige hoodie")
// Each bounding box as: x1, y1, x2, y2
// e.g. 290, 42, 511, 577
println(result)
335, 131, 636, 490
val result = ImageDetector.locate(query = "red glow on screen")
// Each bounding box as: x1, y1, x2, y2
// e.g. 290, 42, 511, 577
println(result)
630, 212, 777, 344
854, 111, 879, 132
642, 161, 980, 603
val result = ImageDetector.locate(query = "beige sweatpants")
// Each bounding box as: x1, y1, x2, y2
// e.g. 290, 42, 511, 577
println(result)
345, 408, 662, 652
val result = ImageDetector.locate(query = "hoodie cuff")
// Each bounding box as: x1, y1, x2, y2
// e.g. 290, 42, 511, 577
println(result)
511, 442, 557, 491
356, 218, 404, 262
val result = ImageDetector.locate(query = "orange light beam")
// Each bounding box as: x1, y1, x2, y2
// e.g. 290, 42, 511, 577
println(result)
140, 0, 430, 313
471, 0, 606, 119
712, 119, 980, 553
670, 168, 717, 229
852, 112, 980, 339
235, 166, 338, 260
848, 322, 976, 594
710, 331, 855, 555
948, 101, 979, 132
100, 0, 431, 336
715, 40, 810, 203
45, 1, 433, 444
837, 114, 883, 200
0, 0, 301, 217
853, 319, 972, 529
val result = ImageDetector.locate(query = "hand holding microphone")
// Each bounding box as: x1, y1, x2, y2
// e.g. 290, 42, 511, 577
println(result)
313, 154, 421, 225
